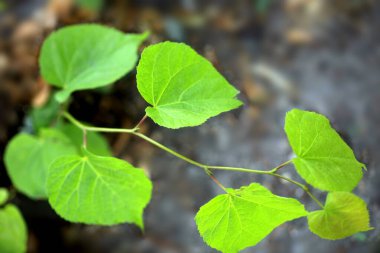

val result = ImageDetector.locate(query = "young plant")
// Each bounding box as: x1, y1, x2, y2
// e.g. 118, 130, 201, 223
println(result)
3, 24, 372, 253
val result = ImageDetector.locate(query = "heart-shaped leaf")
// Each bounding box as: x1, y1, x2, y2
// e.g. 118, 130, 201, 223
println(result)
285, 109, 365, 191
137, 42, 242, 128
195, 183, 307, 253
308, 192, 372, 240
40, 24, 148, 102
47, 149, 152, 228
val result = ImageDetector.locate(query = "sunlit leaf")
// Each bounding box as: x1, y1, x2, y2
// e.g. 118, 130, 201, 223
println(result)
285, 109, 364, 191
195, 183, 307, 253
47, 149, 152, 228
137, 42, 242, 128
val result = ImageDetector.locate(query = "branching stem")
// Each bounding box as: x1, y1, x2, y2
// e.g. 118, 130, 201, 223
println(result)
134, 114, 148, 129
62, 112, 138, 133
209, 174, 228, 193
62, 111, 324, 208
270, 160, 293, 173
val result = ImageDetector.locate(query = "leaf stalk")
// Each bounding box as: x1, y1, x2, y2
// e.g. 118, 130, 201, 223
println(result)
63, 111, 323, 208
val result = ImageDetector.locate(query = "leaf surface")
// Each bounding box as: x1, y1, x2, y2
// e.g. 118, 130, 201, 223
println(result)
47, 149, 152, 227
308, 192, 372, 240
4, 129, 77, 199
39, 24, 148, 102
0, 204, 27, 253
137, 42, 242, 128
195, 183, 307, 253
285, 109, 364, 191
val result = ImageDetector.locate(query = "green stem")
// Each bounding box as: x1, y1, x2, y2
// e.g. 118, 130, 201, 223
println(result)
206, 165, 273, 175
133, 132, 322, 207
62, 112, 138, 133
209, 174, 228, 193
134, 114, 148, 129
63, 111, 323, 208
270, 160, 293, 173
271, 173, 324, 208
132, 132, 207, 169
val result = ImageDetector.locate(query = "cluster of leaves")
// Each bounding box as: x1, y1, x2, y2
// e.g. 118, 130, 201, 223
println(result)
2, 24, 372, 253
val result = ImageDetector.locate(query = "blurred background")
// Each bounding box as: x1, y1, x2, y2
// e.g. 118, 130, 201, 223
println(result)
0, 0, 379, 252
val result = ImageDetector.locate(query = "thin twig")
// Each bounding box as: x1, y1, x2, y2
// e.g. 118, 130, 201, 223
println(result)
209, 174, 227, 192
134, 114, 148, 129
63, 111, 324, 208
270, 160, 293, 173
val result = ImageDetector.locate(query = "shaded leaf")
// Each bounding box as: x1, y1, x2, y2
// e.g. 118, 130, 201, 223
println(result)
30, 94, 60, 130
4, 129, 77, 199
40, 24, 148, 102
308, 192, 372, 240
0, 204, 27, 253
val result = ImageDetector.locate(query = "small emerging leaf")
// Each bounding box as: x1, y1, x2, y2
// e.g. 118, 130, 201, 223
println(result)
30, 94, 60, 130
4, 129, 77, 199
47, 149, 152, 227
39, 24, 148, 102
285, 109, 365, 191
308, 192, 372, 240
137, 42, 243, 128
0, 188, 8, 205
0, 204, 27, 253
195, 183, 307, 253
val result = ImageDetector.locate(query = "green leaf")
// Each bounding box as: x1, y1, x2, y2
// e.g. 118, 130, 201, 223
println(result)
195, 183, 307, 253
56, 123, 112, 156
0, 204, 27, 253
137, 42, 243, 129
308, 192, 372, 240
47, 149, 152, 227
0, 188, 8, 205
4, 129, 77, 199
39, 24, 148, 103
284, 109, 365, 191
30, 94, 60, 130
